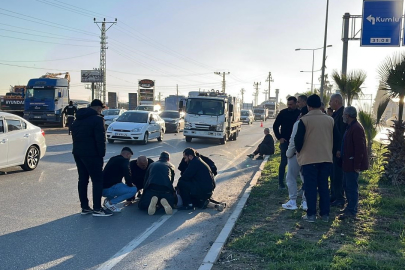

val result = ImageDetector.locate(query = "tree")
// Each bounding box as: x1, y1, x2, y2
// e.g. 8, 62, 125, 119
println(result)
358, 110, 377, 160
377, 52, 405, 185
332, 70, 367, 106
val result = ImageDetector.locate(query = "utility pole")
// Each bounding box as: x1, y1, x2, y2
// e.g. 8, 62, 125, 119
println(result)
265, 72, 274, 100
94, 18, 117, 103
157, 92, 162, 102
214, 72, 230, 93
240, 88, 246, 104
176, 84, 179, 108
253, 82, 261, 106
319, 0, 329, 102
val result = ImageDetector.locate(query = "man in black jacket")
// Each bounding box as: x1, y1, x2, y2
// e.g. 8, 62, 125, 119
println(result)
329, 93, 347, 207
177, 148, 216, 210
102, 147, 137, 212
128, 156, 154, 191
273, 96, 300, 189
178, 150, 217, 176
71, 99, 111, 217
63, 100, 77, 135
247, 128, 275, 160
138, 152, 176, 215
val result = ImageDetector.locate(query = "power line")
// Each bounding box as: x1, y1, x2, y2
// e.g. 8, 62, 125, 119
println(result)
0, 52, 99, 62
0, 28, 99, 42
0, 62, 80, 72
0, 34, 99, 47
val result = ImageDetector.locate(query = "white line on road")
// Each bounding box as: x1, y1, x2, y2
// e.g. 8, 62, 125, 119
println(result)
96, 213, 176, 270
67, 168, 76, 171
138, 146, 162, 153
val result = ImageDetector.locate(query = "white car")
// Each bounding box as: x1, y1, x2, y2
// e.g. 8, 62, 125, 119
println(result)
103, 109, 126, 128
0, 112, 47, 171
106, 111, 165, 144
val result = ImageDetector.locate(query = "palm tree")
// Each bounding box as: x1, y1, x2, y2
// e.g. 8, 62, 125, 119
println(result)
377, 52, 405, 185
332, 70, 367, 106
358, 110, 377, 160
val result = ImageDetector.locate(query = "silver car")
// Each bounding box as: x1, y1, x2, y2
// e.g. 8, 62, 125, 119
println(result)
103, 109, 126, 128
241, 109, 254, 125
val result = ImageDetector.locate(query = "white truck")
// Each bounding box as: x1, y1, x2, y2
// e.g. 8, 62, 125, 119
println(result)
181, 91, 242, 144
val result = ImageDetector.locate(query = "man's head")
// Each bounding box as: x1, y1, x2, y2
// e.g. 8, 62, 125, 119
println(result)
329, 94, 343, 111
287, 96, 297, 111
159, 151, 170, 162
343, 106, 357, 124
183, 147, 196, 163
306, 94, 321, 111
297, 95, 307, 109
69, 101, 73, 106
264, 128, 270, 135
121, 147, 133, 160
90, 99, 105, 114
136, 156, 148, 170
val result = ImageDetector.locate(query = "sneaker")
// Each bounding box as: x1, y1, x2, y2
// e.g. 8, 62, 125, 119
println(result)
282, 200, 298, 210
300, 201, 308, 211
256, 156, 264, 160
297, 189, 303, 197
247, 154, 254, 158
321, 215, 329, 222
148, 196, 158, 215
92, 208, 113, 217
302, 214, 316, 223
215, 204, 225, 211
81, 207, 93, 215
160, 198, 173, 215
104, 200, 122, 213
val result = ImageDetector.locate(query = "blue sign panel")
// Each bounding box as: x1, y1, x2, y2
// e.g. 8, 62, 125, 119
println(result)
361, 0, 403, 47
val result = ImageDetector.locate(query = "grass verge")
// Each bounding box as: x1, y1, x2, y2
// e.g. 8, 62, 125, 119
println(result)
213, 144, 405, 270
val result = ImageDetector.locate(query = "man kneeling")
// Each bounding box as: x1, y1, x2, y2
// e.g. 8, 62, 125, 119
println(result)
102, 147, 137, 212
138, 152, 176, 215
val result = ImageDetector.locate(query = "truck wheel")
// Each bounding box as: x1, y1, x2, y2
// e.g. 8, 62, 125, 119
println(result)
108, 139, 114, 144
185, 136, 192, 142
219, 135, 227, 145
59, 113, 66, 128
142, 133, 149, 145
21, 146, 40, 171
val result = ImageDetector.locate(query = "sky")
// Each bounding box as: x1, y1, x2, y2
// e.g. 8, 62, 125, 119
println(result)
1, 0, 404, 105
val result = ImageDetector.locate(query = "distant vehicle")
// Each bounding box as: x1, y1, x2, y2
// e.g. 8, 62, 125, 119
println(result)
0, 112, 47, 171
160, 110, 184, 133
262, 99, 277, 118
106, 111, 165, 145
135, 104, 161, 114
240, 109, 254, 124
0, 86, 26, 117
253, 107, 268, 121
242, 103, 254, 110
103, 109, 126, 128
164, 95, 187, 111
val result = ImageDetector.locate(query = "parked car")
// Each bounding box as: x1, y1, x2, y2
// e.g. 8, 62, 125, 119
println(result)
106, 111, 165, 144
0, 112, 47, 171
160, 110, 184, 133
240, 109, 254, 124
103, 109, 126, 128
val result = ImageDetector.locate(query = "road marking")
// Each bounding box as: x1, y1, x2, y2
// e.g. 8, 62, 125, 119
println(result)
138, 146, 162, 153
67, 167, 76, 171
96, 213, 176, 270
27, 255, 74, 270
48, 142, 72, 147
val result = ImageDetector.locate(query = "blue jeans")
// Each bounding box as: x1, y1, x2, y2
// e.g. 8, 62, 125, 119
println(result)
102, 183, 137, 205
278, 142, 288, 186
343, 171, 359, 215
302, 163, 332, 217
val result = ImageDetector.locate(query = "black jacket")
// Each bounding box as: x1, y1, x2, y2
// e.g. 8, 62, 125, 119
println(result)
178, 153, 217, 176
273, 108, 301, 141
259, 134, 275, 154
128, 158, 154, 189
144, 160, 175, 192
63, 105, 77, 116
71, 107, 106, 157
178, 157, 215, 194
332, 106, 347, 155
102, 155, 131, 189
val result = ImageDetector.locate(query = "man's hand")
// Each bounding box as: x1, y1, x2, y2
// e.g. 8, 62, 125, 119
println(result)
336, 151, 341, 158
279, 138, 286, 144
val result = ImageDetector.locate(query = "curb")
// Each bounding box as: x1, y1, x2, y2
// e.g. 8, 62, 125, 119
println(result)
198, 156, 269, 270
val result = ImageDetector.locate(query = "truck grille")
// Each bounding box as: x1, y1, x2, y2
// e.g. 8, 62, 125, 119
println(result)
193, 124, 211, 131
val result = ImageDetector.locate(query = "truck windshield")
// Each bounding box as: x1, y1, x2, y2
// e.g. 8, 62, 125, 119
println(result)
104, 109, 120, 116
241, 111, 250, 116
254, 109, 264, 114
117, 112, 148, 123
26, 88, 55, 100
186, 99, 224, 116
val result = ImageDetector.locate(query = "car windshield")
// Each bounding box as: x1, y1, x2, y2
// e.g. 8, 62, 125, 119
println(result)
26, 88, 55, 100
116, 112, 148, 123
254, 109, 264, 114
104, 109, 120, 116
241, 111, 250, 116
186, 99, 224, 116
136, 105, 153, 111
160, 111, 180, 118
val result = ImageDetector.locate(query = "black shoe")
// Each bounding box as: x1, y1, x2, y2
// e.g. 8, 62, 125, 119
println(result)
81, 207, 93, 215
92, 208, 113, 217
321, 215, 329, 223
278, 185, 286, 190
331, 200, 345, 208
247, 154, 254, 158
338, 212, 356, 220
256, 156, 264, 160
201, 199, 210, 209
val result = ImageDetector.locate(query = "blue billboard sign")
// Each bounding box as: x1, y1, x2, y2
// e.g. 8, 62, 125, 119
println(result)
361, 0, 403, 47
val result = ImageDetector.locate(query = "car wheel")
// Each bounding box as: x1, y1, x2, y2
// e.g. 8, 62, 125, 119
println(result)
21, 145, 40, 171
158, 130, 163, 141
108, 139, 114, 144
142, 132, 149, 145
185, 136, 192, 142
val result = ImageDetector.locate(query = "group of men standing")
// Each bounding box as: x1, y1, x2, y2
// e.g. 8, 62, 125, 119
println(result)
274, 93, 368, 222
69, 99, 219, 217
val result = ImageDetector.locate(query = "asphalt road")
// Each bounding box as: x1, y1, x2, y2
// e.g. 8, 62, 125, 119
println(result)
0, 120, 275, 270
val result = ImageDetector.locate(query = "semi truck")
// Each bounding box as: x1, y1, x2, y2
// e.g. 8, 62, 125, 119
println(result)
262, 98, 277, 118
181, 90, 242, 144
23, 72, 70, 127
0, 85, 26, 117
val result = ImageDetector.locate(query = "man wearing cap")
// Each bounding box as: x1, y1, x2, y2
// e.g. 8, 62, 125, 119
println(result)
71, 99, 111, 217
295, 94, 334, 223
102, 147, 137, 212
138, 152, 176, 215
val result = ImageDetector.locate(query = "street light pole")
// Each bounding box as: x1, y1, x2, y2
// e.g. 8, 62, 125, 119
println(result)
320, 0, 330, 102
311, 50, 315, 93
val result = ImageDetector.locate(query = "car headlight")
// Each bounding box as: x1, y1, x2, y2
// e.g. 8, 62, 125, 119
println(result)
185, 123, 191, 129
108, 126, 113, 131
132, 128, 142, 132
216, 124, 224, 132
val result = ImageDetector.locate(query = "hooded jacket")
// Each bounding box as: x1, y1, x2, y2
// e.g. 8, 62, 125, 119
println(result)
178, 153, 217, 176
178, 156, 215, 194
71, 107, 106, 157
